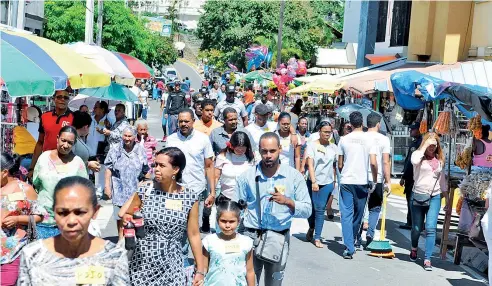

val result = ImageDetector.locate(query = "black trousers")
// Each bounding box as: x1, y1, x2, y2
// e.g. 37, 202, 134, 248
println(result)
404, 182, 414, 225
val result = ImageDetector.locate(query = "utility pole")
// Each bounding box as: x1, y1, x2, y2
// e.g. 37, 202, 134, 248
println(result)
85, 0, 95, 44
96, 0, 103, 46
276, 0, 285, 68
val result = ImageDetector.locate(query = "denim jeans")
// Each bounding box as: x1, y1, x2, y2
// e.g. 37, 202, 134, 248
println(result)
411, 193, 441, 260
365, 183, 383, 240
167, 114, 179, 135
141, 108, 148, 120
307, 181, 334, 240
339, 184, 368, 254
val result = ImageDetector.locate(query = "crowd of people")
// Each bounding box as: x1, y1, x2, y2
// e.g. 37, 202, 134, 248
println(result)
0, 74, 457, 285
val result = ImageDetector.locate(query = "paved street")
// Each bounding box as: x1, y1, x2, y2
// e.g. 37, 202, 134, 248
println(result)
93, 60, 486, 286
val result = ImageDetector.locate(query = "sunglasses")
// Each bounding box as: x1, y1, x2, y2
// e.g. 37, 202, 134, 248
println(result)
55, 95, 70, 100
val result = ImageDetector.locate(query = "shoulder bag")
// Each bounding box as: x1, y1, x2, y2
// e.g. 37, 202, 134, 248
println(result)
412, 169, 441, 207
253, 176, 286, 264
26, 215, 37, 243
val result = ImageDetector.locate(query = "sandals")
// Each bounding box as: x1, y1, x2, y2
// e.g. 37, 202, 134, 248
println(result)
314, 239, 323, 248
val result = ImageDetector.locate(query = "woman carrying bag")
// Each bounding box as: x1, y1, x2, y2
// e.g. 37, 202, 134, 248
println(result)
409, 132, 449, 271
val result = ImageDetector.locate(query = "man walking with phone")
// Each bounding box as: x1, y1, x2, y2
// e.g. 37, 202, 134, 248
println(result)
236, 132, 311, 286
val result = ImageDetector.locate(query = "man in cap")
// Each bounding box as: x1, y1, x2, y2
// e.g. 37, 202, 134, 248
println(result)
399, 121, 422, 229
250, 89, 276, 124
245, 104, 278, 148
214, 84, 249, 128
165, 80, 188, 135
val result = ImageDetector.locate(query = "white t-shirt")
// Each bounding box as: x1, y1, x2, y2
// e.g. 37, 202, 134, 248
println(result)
277, 132, 300, 168
337, 131, 376, 185
305, 141, 338, 185
365, 131, 391, 183
87, 114, 114, 156
166, 130, 214, 193
139, 90, 149, 107
246, 121, 278, 148
215, 152, 254, 199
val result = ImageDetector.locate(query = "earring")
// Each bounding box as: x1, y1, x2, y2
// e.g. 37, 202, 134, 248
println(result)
172, 175, 176, 180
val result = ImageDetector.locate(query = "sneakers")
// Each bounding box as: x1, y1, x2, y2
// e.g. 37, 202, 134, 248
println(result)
354, 243, 362, 251
306, 228, 314, 242
342, 250, 354, 259
423, 260, 432, 271
409, 249, 418, 262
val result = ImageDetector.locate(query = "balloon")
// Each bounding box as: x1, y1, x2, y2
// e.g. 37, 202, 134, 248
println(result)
296, 60, 307, 75
280, 68, 287, 75
273, 74, 281, 86
265, 51, 273, 67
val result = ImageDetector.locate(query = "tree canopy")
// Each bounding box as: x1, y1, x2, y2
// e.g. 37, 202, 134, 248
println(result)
44, 0, 177, 69
197, 0, 344, 71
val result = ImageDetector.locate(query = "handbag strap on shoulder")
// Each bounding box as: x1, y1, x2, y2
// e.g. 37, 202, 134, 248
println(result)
255, 174, 262, 231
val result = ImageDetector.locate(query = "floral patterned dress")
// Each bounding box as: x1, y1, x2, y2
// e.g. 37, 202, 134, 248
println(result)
1, 180, 47, 265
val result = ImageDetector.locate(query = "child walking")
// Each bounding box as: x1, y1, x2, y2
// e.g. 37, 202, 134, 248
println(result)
202, 198, 255, 286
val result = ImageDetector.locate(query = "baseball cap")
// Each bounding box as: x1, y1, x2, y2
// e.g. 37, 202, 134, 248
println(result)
255, 104, 271, 115
200, 87, 208, 94
409, 122, 420, 130
226, 85, 236, 93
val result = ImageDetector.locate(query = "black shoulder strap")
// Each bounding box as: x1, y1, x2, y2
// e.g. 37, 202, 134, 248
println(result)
255, 175, 262, 231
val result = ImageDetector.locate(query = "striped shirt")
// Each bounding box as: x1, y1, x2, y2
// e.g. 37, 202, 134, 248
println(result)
135, 135, 157, 165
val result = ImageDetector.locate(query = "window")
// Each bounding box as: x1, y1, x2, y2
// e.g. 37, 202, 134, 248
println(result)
376, 1, 388, 43
390, 0, 412, 47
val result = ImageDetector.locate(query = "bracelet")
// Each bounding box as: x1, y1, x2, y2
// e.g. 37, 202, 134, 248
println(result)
195, 270, 206, 276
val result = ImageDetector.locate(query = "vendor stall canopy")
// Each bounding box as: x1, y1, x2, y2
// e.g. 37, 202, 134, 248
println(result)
390, 70, 492, 122
0, 30, 111, 97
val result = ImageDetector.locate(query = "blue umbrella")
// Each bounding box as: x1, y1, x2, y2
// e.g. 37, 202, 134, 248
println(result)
78, 82, 138, 102
335, 104, 390, 134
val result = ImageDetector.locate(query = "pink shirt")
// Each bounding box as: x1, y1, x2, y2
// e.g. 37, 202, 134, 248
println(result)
411, 150, 447, 195
135, 135, 157, 165
473, 139, 492, 168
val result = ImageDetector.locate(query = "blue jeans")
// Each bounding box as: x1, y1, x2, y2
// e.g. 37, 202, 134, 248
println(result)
141, 108, 148, 120
411, 193, 441, 261
339, 184, 368, 253
152, 88, 159, 100
167, 114, 179, 135
365, 183, 383, 240
307, 181, 334, 240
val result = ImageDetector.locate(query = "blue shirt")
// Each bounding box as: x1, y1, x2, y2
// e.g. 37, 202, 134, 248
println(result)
235, 163, 311, 232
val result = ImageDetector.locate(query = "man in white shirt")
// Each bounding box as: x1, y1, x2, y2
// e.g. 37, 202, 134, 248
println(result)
166, 109, 216, 232
245, 104, 278, 148
214, 85, 249, 128
139, 84, 149, 120
360, 113, 391, 249
337, 111, 377, 259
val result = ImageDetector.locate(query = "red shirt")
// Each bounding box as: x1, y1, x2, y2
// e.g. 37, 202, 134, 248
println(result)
156, 81, 164, 90
38, 109, 74, 151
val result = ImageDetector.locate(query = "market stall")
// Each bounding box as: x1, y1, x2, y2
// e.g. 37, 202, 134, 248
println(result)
390, 69, 492, 261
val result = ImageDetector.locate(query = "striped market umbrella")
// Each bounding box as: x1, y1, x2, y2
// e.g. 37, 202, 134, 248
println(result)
66, 42, 136, 86
1, 39, 55, 97
1, 29, 111, 92
113, 52, 153, 79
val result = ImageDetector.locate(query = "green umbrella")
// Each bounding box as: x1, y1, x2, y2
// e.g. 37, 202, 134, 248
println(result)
78, 82, 138, 102
244, 71, 272, 82
0, 40, 55, 97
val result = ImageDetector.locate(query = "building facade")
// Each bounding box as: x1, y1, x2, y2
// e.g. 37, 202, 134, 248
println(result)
0, 0, 44, 35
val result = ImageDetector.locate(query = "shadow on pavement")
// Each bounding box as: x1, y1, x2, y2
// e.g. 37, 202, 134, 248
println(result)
447, 278, 487, 285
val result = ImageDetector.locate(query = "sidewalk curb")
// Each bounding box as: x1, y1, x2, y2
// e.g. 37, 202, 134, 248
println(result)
177, 58, 198, 70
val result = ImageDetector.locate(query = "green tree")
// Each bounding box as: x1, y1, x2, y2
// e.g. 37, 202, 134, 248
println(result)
44, 0, 177, 69
197, 0, 343, 71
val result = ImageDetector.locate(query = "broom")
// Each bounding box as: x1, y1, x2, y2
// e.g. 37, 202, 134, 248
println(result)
367, 187, 395, 258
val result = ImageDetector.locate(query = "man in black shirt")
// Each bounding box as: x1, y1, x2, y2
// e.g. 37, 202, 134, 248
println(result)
165, 80, 188, 135
399, 122, 422, 229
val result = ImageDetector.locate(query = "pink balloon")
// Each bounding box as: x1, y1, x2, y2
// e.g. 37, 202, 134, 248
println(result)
280, 68, 287, 75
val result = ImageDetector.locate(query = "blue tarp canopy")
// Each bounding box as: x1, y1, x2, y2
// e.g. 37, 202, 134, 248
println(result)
390, 70, 492, 122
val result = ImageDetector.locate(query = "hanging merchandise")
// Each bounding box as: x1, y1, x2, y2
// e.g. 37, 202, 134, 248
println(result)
419, 109, 428, 134
433, 105, 452, 135
468, 114, 482, 139
455, 146, 473, 170
458, 172, 492, 202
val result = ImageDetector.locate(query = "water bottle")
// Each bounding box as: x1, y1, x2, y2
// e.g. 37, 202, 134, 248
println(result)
133, 207, 145, 239
124, 218, 136, 250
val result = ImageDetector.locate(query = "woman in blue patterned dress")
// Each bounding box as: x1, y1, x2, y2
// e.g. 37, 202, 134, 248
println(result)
120, 147, 204, 286
104, 126, 149, 239
17, 176, 129, 285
